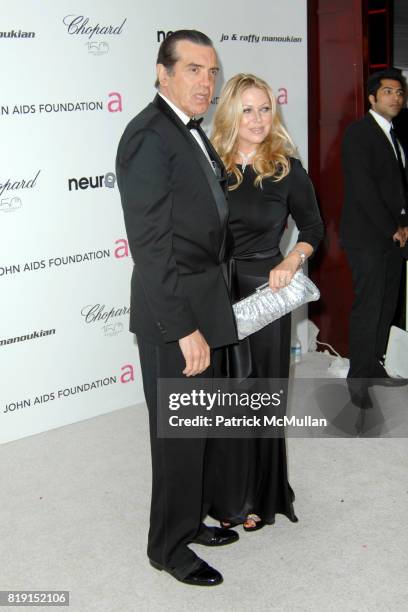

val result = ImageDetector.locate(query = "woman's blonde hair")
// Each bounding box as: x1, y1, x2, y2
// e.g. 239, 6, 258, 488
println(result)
211, 73, 296, 189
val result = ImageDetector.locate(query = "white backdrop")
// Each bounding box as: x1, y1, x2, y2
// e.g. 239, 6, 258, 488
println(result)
0, 0, 308, 444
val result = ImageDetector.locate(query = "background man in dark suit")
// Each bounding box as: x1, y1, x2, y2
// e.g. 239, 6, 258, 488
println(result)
116, 30, 238, 586
340, 68, 408, 391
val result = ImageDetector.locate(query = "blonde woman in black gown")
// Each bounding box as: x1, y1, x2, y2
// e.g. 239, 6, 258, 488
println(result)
210, 74, 324, 531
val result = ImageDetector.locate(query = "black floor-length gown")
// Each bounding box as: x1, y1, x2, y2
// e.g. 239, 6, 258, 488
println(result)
210, 158, 324, 525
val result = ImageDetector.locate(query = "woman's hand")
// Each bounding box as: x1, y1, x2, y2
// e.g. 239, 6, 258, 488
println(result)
269, 243, 314, 292
268, 253, 300, 292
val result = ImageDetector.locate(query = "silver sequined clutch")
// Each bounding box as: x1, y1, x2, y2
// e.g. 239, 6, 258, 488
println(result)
233, 269, 320, 340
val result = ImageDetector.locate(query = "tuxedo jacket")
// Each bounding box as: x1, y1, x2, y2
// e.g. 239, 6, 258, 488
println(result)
394, 108, 408, 158
340, 112, 408, 252
116, 94, 238, 348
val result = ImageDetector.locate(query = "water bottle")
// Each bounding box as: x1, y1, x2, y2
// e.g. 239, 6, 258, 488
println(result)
290, 337, 302, 363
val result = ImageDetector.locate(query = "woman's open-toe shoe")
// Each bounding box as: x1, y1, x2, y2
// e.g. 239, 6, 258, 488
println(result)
243, 513, 264, 532
219, 519, 240, 529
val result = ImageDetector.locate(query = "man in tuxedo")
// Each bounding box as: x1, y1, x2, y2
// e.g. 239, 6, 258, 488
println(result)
116, 30, 238, 586
394, 107, 408, 157
340, 68, 408, 391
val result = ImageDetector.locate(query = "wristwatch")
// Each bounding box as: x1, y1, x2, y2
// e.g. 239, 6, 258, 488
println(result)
293, 248, 307, 267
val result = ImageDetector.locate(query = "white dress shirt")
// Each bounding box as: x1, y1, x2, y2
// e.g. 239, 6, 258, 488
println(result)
369, 109, 407, 215
369, 109, 406, 166
158, 93, 215, 170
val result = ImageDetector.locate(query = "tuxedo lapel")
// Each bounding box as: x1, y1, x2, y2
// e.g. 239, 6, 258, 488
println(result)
365, 113, 408, 216
152, 95, 229, 257
196, 123, 228, 187
365, 113, 401, 168
187, 126, 229, 231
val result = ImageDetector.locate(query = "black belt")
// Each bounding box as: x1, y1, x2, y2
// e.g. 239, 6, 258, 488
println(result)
227, 247, 281, 302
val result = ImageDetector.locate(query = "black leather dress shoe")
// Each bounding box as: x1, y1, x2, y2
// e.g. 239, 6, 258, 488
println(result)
370, 364, 408, 387
149, 559, 223, 586
370, 376, 408, 387
192, 525, 239, 546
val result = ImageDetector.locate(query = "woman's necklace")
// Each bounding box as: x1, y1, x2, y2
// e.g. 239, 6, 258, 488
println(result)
238, 149, 257, 172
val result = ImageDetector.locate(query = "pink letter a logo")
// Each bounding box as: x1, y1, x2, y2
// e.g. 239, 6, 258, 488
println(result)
114, 239, 129, 259
108, 92, 123, 113
120, 364, 134, 383
277, 88, 288, 105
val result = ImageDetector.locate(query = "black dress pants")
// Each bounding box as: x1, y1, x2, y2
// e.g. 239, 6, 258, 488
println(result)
346, 245, 403, 379
136, 336, 222, 578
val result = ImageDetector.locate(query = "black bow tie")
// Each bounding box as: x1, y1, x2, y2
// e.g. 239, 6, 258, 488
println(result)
187, 117, 204, 130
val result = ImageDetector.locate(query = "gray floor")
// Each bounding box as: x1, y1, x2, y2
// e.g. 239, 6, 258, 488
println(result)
1, 353, 407, 612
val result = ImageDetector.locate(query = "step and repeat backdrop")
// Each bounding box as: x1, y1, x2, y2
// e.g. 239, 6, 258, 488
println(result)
0, 0, 308, 444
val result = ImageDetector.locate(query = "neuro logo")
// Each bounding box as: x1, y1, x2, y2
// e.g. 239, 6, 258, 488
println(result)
68, 172, 116, 191
104, 172, 116, 188
157, 30, 173, 43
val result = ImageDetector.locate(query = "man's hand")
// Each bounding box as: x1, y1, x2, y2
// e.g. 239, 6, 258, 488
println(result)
179, 330, 210, 377
393, 226, 408, 247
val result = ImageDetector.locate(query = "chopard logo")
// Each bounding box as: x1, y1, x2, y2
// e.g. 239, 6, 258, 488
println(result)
63, 15, 127, 39
81, 304, 130, 336
81, 304, 130, 325
0, 170, 40, 212
0, 170, 41, 197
